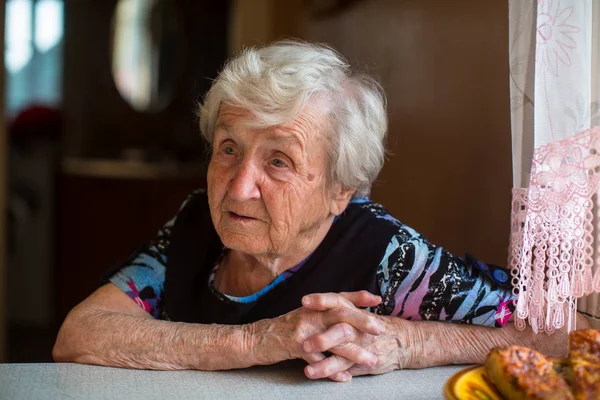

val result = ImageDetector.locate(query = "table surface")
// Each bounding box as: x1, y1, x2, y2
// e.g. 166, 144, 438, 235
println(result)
0, 362, 468, 400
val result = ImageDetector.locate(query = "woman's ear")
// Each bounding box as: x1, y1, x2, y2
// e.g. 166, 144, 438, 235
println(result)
329, 185, 356, 216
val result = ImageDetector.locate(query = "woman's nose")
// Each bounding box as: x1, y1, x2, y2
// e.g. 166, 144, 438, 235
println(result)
227, 158, 261, 201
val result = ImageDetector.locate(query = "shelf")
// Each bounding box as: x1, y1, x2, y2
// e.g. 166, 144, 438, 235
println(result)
61, 157, 206, 180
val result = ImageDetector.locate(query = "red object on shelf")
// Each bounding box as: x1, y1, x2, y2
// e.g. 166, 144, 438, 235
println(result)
9, 105, 63, 143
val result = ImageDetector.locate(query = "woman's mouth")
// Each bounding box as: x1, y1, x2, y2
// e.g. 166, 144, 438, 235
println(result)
228, 212, 257, 222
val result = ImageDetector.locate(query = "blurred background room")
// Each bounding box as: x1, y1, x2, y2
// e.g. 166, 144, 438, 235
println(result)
0, 0, 512, 363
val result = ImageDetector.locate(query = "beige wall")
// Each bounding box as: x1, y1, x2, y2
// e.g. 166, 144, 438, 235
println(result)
307, 0, 512, 265
229, 0, 273, 53
229, 0, 306, 54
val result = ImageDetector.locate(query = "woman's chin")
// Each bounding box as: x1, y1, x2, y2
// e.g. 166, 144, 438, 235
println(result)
219, 231, 267, 255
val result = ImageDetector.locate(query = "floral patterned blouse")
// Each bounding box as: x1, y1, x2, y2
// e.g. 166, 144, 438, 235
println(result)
108, 191, 515, 327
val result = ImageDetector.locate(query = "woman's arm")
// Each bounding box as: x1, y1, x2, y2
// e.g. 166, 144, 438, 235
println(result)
401, 312, 591, 368
53, 284, 384, 371
300, 292, 591, 379
53, 283, 258, 370
374, 231, 515, 327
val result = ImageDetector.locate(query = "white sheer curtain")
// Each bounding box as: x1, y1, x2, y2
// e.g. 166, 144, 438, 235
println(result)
509, 0, 600, 333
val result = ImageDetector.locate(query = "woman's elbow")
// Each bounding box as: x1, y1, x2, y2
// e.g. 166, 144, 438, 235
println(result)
53, 316, 78, 362
52, 340, 71, 362
53, 307, 93, 363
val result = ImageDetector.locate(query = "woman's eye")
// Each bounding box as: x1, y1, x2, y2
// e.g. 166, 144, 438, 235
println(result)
223, 146, 235, 155
271, 158, 288, 168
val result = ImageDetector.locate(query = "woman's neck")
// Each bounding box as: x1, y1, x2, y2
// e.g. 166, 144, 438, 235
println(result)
214, 215, 335, 297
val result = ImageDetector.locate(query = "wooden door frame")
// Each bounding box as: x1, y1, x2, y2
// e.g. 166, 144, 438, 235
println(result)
0, 0, 7, 362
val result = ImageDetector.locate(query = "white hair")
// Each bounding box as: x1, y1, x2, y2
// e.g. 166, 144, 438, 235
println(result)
198, 40, 387, 198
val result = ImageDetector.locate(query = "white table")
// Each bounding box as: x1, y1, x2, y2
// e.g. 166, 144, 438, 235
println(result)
0, 362, 467, 399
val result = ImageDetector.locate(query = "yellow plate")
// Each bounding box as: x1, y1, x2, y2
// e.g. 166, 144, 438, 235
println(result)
444, 365, 504, 400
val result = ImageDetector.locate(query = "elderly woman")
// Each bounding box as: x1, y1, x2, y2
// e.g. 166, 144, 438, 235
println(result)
53, 41, 587, 382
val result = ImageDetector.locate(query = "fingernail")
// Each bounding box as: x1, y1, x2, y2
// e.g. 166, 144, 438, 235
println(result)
304, 341, 313, 352
369, 355, 378, 366
306, 366, 314, 377
303, 296, 311, 305
341, 372, 352, 382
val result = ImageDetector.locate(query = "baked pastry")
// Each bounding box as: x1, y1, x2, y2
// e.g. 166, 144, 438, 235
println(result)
484, 330, 600, 399
550, 357, 573, 386
485, 345, 574, 399
569, 329, 600, 400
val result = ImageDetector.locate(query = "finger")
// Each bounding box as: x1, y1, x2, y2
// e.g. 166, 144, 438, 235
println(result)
303, 291, 382, 311
328, 371, 352, 382
304, 322, 359, 353
302, 352, 351, 382
324, 307, 385, 336
302, 292, 353, 311
347, 359, 396, 377
302, 351, 325, 364
339, 291, 382, 308
305, 353, 356, 380
346, 364, 370, 377
328, 342, 377, 368
304, 324, 377, 366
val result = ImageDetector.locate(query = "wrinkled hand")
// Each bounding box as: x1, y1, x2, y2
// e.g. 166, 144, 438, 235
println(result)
300, 291, 384, 382
301, 291, 410, 381
251, 291, 385, 382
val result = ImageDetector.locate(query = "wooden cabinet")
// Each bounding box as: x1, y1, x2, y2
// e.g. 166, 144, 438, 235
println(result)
56, 160, 205, 323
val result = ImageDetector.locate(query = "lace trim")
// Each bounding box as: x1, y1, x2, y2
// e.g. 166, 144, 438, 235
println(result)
510, 127, 600, 334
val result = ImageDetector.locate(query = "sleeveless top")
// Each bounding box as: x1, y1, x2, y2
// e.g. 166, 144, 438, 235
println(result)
163, 192, 398, 324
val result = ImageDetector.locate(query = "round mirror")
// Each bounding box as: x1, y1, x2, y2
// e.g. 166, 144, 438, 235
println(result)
110, 0, 185, 112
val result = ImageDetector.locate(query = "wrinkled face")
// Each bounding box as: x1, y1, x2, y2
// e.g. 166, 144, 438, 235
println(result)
207, 104, 342, 259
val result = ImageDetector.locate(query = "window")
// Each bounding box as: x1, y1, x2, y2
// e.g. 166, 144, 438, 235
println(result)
4, 0, 64, 116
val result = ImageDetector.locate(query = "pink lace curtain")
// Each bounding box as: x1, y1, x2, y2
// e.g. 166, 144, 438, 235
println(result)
509, 0, 600, 333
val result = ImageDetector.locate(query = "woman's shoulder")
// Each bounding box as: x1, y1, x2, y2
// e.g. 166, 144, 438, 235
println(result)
347, 198, 425, 242
174, 188, 208, 212
165, 188, 210, 229
182, 188, 207, 206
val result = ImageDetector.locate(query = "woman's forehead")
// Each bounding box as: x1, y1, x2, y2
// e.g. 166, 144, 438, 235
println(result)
215, 104, 328, 146
215, 104, 253, 125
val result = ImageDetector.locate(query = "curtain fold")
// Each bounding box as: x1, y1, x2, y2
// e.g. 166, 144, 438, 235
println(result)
577, 0, 600, 329
509, 0, 600, 333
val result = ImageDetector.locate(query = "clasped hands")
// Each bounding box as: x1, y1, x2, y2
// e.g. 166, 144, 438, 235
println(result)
259, 290, 408, 382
